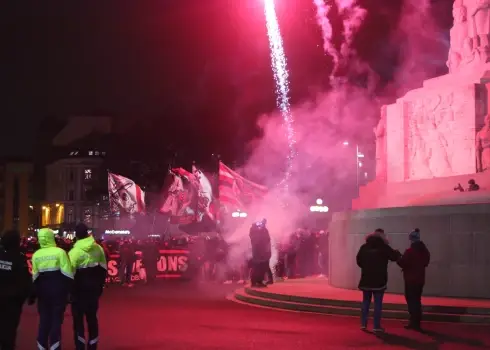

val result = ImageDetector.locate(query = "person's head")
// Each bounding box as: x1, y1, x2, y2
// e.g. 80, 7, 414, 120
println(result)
374, 228, 384, 235
1, 230, 21, 251
468, 179, 476, 185
75, 223, 89, 240
409, 228, 420, 243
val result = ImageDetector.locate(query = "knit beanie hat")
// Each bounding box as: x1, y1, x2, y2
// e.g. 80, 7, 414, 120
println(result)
409, 228, 420, 242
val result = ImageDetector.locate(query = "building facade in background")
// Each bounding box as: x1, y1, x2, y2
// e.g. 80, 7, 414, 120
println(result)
42, 117, 112, 232
0, 161, 36, 235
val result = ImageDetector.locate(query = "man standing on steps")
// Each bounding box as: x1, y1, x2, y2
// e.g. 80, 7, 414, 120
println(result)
356, 229, 401, 333
397, 228, 430, 331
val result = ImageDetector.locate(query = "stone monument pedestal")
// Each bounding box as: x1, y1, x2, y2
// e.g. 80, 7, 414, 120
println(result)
329, 204, 490, 298
329, 1, 490, 298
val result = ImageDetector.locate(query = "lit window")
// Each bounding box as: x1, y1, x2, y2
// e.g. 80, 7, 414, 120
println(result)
84, 169, 92, 180
88, 151, 93, 156
102, 152, 106, 156
95, 151, 99, 156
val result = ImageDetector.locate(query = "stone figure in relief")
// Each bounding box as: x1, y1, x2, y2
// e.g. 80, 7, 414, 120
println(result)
373, 106, 387, 180
470, 0, 490, 52
447, 1, 473, 72
476, 114, 490, 172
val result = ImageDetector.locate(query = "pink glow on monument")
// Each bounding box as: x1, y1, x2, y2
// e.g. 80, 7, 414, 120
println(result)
224, 0, 455, 266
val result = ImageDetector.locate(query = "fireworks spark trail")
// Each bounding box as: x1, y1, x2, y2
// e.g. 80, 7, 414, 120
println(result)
263, 0, 296, 191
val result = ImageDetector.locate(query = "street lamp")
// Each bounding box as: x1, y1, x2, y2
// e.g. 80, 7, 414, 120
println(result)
343, 141, 364, 193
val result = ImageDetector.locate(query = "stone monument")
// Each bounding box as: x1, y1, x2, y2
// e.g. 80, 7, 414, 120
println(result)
329, 0, 490, 298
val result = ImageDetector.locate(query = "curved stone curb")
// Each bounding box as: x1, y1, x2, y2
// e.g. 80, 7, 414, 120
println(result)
235, 289, 490, 324
244, 287, 490, 316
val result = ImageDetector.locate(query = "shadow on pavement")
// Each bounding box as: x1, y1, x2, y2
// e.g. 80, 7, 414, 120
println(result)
374, 332, 437, 350
421, 329, 487, 347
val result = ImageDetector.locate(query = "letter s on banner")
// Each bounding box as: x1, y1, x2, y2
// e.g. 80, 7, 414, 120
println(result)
108, 260, 118, 277
178, 256, 188, 272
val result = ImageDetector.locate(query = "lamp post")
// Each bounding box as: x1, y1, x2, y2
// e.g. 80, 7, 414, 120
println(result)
342, 141, 364, 194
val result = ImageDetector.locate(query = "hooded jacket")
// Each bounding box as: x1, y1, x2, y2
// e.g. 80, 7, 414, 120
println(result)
397, 240, 430, 285
0, 230, 32, 301
250, 225, 271, 262
69, 236, 107, 297
31, 228, 73, 298
356, 233, 400, 291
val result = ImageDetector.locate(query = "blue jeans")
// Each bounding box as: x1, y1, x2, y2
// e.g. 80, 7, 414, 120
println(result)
361, 290, 384, 328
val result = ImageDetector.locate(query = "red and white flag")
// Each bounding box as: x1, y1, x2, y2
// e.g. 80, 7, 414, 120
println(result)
108, 172, 145, 214
218, 162, 268, 210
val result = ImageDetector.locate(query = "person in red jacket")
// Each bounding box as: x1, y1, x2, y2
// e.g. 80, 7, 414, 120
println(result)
397, 228, 430, 330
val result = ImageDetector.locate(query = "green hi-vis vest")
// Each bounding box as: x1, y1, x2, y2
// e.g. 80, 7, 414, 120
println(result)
69, 236, 107, 271
32, 228, 73, 281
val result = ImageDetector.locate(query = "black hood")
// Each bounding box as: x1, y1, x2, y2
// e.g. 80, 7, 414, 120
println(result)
1, 230, 21, 251
365, 234, 386, 247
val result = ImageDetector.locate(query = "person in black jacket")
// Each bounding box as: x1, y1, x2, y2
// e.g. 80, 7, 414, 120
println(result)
356, 229, 400, 333
0, 230, 33, 350
249, 219, 272, 287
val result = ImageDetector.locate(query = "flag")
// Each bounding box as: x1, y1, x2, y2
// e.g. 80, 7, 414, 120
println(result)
108, 172, 146, 214
192, 165, 214, 221
160, 170, 196, 224
218, 162, 268, 210
159, 171, 185, 216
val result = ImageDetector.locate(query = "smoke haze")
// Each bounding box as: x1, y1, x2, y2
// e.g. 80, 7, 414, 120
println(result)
223, 0, 452, 267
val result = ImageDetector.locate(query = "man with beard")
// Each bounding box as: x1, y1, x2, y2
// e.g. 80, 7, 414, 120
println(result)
397, 229, 431, 331
249, 219, 271, 287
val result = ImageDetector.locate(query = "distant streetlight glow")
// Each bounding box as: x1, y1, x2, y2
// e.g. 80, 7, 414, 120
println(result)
310, 205, 329, 213
343, 141, 349, 146
316, 198, 323, 205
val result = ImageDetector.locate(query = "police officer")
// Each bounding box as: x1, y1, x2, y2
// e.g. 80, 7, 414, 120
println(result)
69, 223, 107, 350
32, 228, 74, 350
0, 230, 32, 350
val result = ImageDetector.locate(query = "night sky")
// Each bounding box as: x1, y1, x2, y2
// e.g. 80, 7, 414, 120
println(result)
0, 0, 453, 158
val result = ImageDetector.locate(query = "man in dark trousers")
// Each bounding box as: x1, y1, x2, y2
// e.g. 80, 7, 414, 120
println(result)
397, 228, 430, 331
249, 219, 272, 287
69, 223, 107, 349
356, 229, 401, 333
32, 228, 74, 350
0, 230, 33, 350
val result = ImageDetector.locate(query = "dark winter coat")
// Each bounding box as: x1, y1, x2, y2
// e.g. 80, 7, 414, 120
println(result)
356, 234, 400, 291
250, 227, 271, 262
0, 231, 32, 302
397, 241, 430, 286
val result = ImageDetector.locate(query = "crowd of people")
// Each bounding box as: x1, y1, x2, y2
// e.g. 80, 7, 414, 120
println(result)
0, 219, 432, 349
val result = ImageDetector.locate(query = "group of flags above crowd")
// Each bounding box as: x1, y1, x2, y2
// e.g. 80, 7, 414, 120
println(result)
107, 162, 268, 223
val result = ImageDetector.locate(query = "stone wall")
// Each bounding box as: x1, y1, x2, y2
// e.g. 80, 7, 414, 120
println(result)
329, 204, 490, 298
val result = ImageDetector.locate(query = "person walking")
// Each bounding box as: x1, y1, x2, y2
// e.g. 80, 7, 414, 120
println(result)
69, 223, 107, 349
0, 230, 33, 350
31, 228, 74, 350
356, 229, 400, 333
397, 228, 431, 331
